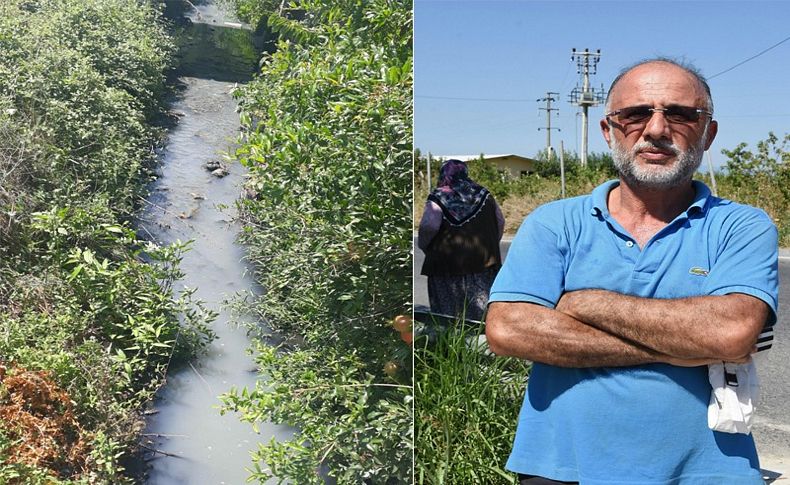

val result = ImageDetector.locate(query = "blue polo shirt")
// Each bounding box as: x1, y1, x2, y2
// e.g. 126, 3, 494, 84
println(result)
489, 180, 779, 484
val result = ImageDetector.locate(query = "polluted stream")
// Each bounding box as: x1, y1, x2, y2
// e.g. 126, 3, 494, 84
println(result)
137, 2, 292, 483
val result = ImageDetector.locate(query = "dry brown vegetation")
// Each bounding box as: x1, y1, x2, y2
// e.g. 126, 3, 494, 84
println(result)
0, 364, 90, 480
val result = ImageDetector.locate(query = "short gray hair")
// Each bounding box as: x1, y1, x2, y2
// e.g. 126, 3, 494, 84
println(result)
605, 57, 714, 113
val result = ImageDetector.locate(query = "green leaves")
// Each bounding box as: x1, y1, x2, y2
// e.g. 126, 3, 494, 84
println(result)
718, 132, 790, 246
223, 345, 413, 484
0, 1, 210, 482
223, 0, 412, 482
0, 0, 174, 220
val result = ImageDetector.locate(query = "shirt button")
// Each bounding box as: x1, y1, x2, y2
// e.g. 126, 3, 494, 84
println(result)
625, 241, 634, 247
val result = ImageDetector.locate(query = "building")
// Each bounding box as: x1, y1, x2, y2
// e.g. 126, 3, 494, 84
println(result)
435, 154, 537, 178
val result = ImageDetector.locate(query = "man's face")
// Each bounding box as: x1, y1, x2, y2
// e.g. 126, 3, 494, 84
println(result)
600, 62, 718, 189
610, 122, 708, 190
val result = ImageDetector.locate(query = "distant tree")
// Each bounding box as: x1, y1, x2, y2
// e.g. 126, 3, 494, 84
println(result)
467, 154, 511, 200
722, 132, 789, 185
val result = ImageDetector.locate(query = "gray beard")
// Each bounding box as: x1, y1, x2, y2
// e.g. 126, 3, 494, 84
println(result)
611, 134, 706, 190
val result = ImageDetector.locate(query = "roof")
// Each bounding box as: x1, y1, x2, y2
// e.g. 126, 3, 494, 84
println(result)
433, 154, 536, 162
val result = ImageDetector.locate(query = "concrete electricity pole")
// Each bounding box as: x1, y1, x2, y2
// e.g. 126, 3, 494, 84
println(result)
568, 48, 605, 167
537, 92, 560, 161
559, 140, 566, 198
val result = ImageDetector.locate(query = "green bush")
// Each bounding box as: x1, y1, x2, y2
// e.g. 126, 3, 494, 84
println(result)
0, 1, 213, 482
224, 344, 413, 483
221, 0, 413, 482
467, 156, 513, 201
218, 0, 282, 28
532, 148, 616, 177
718, 132, 790, 245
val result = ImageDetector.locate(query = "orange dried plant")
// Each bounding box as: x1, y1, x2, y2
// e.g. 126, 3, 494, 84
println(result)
0, 363, 90, 479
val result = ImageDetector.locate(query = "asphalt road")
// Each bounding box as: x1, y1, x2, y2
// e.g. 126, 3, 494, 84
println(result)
753, 251, 790, 476
414, 236, 790, 477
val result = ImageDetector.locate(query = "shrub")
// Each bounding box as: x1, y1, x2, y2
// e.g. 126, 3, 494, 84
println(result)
221, 0, 413, 482
0, 0, 213, 482
719, 132, 790, 245
467, 156, 512, 201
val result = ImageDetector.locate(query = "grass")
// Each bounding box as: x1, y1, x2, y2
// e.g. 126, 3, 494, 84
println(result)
415, 321, 530, 484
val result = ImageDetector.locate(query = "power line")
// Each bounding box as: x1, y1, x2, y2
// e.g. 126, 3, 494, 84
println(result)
416, 95, 533, 102
715, 113, 790, 118
709, 34, 790, 79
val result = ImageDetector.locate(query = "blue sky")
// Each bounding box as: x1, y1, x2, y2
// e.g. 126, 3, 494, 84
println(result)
414, 0, 790, 169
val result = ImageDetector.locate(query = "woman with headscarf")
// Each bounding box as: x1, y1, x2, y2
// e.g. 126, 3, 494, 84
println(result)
418, 159, 505, 321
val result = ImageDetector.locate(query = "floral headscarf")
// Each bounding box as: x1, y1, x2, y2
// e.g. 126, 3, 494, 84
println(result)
427, 159, 489, 226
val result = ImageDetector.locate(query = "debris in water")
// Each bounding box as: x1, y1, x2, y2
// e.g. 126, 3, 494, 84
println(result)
179, 207, 199, 219
204, 160, 223, 170
204, 160, 229, 177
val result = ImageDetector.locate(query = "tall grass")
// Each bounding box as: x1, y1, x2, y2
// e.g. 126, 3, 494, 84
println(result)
415, 322, 530, 484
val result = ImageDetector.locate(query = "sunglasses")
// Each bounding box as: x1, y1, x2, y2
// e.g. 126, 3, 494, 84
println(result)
606, 105, 713, 125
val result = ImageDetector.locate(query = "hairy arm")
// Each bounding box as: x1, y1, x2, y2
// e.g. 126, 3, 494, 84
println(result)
556, 290, 768, 361
485, 301, 700, 368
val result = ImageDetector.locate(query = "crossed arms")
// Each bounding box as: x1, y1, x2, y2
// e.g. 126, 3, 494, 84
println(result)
485, 290, 770, 368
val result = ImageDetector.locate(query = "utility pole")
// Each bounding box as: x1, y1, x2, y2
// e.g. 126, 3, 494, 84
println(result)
537, 92, 560, 161
568, 48, 605, 167
706, 151, 718, 196
559, 140, 566, 198
427, 153, 432, 189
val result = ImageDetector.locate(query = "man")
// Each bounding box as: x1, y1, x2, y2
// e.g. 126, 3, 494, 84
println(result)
485, 58, 779, 484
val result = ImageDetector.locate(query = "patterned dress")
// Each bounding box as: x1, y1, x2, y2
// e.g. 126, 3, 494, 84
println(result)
418, 159, 504, 322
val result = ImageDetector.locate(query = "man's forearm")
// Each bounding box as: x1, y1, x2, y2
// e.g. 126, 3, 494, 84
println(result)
556, 290, 768, 361
486, 301, 673, 368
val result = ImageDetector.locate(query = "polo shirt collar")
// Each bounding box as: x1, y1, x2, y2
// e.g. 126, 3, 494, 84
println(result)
590, 179, 619, 217
688, 180, 712, 215
590, 179, 712, 218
